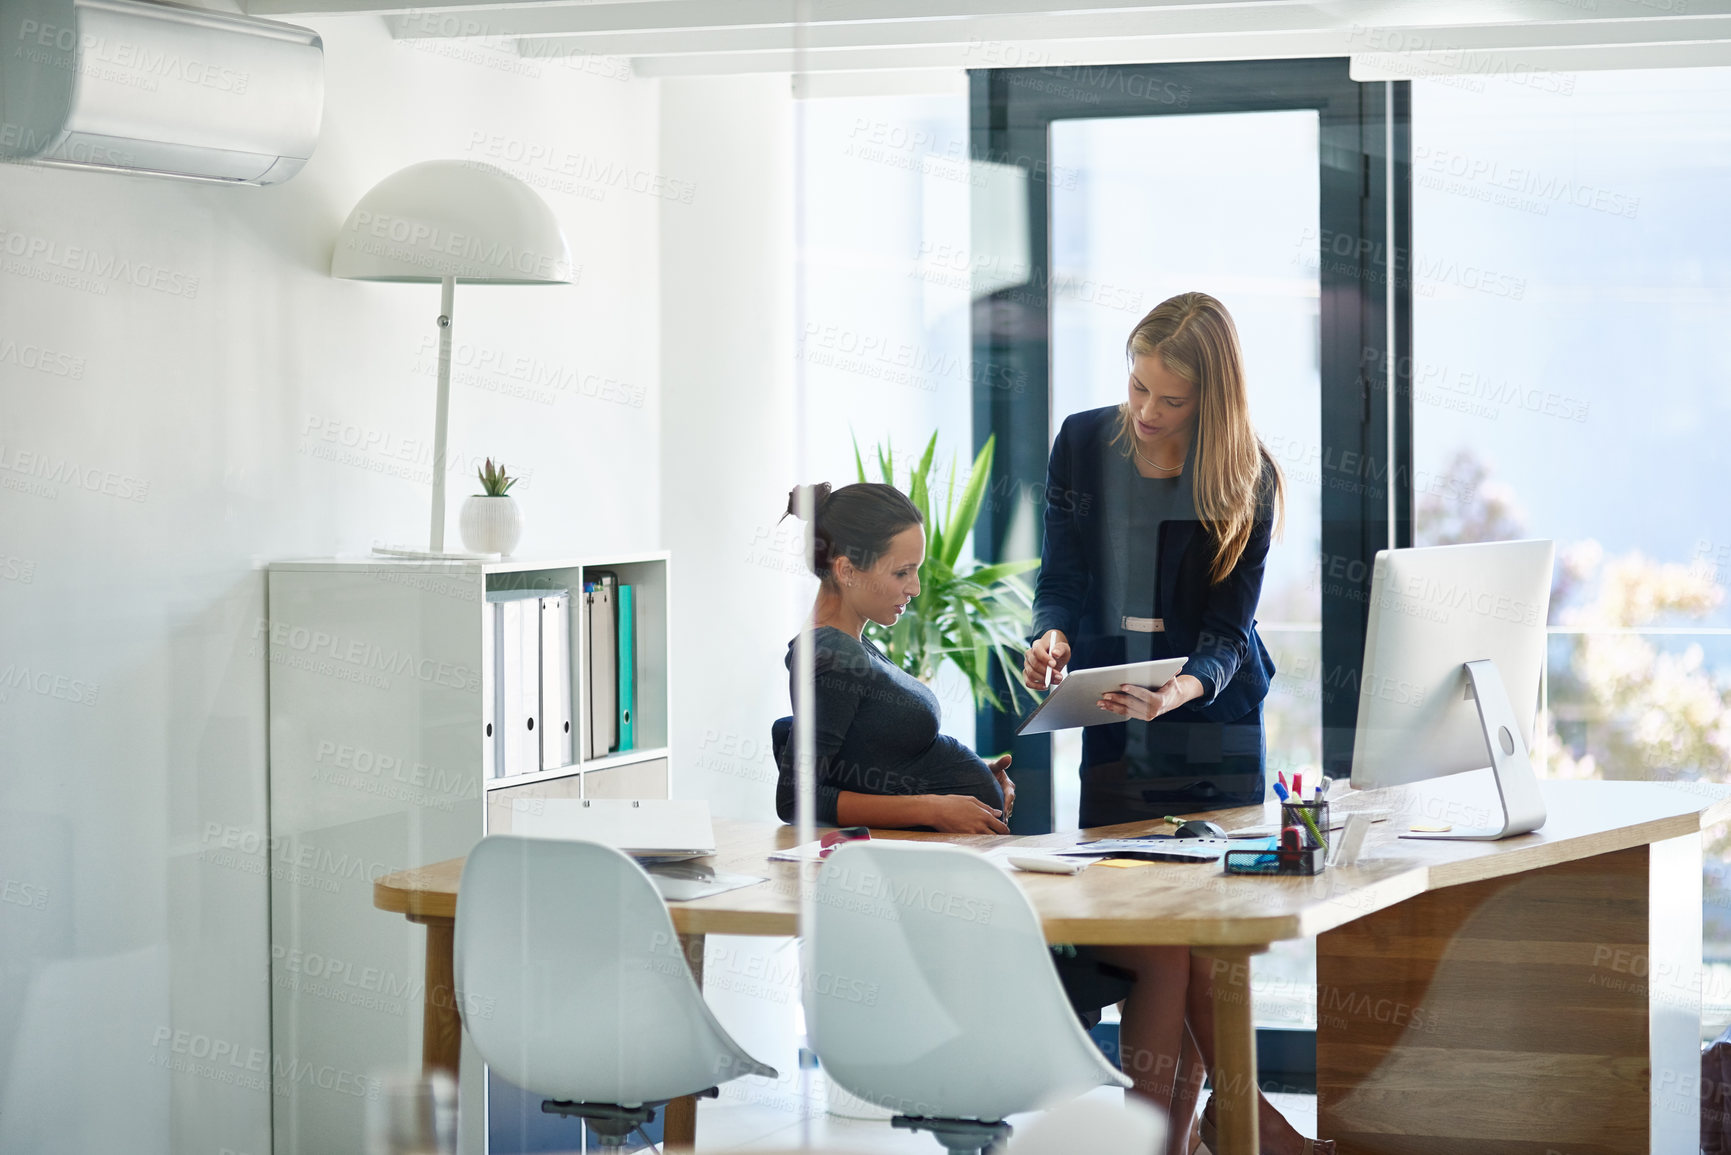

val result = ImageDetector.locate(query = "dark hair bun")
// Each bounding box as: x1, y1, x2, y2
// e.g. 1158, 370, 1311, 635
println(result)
783, 482, 834, 522
781, 481, 922, 581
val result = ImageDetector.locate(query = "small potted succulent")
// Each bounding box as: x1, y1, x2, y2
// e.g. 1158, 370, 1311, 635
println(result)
459, 458, 523, 556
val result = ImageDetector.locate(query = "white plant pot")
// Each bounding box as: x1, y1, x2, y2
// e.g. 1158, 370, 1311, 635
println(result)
459, 495, 522, 556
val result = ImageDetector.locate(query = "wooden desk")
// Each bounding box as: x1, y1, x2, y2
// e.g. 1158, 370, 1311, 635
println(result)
374, 777, 1731, 1155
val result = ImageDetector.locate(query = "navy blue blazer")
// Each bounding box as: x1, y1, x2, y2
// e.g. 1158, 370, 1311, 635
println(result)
1031, 406, 1277, 726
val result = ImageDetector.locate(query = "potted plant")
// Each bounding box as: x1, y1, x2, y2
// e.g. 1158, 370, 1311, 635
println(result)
459, 458, 522, 556
854, 432, 1041, 714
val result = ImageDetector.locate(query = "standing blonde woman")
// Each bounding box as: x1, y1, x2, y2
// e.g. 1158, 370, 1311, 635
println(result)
1024, 293, 1330, 1154
1026, 291, 1282, 822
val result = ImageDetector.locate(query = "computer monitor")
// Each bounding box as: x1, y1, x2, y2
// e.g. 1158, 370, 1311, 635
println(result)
1349, 538, 1555, 840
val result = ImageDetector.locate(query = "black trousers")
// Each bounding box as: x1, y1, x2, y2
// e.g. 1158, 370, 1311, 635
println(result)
1077, 703, 1267, 829
1060, 703, 1267, 1026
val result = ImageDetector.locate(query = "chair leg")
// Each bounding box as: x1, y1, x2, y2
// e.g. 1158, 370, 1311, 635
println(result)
542, 1100, 656, 1151
542, 1090, 721, 1151
891, 1115, 1013, 1155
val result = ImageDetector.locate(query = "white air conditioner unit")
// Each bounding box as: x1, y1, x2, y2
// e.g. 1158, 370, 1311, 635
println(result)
0, 0, 322, 185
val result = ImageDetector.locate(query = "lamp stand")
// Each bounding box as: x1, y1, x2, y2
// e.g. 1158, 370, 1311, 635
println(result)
430, 273, 454, 552
371, 275, 499, 562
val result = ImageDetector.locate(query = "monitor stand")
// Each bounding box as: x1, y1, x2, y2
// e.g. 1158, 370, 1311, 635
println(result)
1400, 659, 1548, 841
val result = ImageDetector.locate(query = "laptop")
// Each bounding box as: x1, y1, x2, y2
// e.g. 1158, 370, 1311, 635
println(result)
509, 798, 716, 861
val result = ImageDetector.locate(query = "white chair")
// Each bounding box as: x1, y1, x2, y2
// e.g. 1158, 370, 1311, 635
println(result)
0, 944, 169, 1155
805, 841, 1136, 1155
454, 835, 777, 1150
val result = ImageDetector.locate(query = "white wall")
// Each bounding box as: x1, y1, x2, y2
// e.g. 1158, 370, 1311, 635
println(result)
0, 16, 660, 1154
658, 74, 802, 824
0, 39, 983, 1152
657, 81, 989, 1129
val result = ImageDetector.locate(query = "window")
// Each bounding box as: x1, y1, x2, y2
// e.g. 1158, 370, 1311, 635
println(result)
1410, 68, 1731, 1039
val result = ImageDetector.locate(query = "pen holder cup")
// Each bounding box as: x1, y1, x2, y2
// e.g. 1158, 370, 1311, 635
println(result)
1280, 800, 1330, 853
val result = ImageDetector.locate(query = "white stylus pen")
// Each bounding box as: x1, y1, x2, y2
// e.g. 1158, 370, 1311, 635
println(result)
1042, 629, 1058, 689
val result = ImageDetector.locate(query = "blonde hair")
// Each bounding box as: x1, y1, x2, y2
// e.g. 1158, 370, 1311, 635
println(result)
1113, 292, 1285, 583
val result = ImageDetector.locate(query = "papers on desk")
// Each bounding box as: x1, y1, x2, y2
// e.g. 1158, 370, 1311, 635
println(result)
774, 841, 1035, 868
775, 841, 1113, 874
768, 839, 829, 863
644, 862, 767, 902
1051, 837, 1235, 863
511, 798, 716, 860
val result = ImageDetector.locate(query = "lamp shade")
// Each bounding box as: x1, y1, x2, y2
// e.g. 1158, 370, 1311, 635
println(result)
332, 160, 574, 285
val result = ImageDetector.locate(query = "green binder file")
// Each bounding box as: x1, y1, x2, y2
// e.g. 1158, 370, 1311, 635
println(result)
617, 583, 635, 751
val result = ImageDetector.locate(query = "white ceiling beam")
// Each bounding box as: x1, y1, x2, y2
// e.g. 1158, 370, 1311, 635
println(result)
254, 0, 1731, 29
392, 0, 1731, 39
268, 0, 1319, 24
1352, 40, 1731, 79
508, 14, 1731, 76
1342, 14, 1731, 54
500, 11, 1731, 60
589, 30, 1355, 74
420, 5, 1346, 49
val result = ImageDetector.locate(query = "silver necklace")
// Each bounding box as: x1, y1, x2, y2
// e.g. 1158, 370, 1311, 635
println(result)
1133, 442, 1186, 474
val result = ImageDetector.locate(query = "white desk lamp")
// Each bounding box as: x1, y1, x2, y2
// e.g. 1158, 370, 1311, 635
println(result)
332, 160, 575, 558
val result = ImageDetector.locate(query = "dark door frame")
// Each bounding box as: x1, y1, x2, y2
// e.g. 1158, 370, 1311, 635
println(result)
969, 59, 1413, 834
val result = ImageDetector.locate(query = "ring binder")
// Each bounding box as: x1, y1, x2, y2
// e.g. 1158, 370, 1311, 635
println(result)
585, 572, 619, 760
540, 592, 574, 770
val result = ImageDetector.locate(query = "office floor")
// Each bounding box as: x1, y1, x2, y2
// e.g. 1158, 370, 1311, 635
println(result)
691, 1079, 1320, 1151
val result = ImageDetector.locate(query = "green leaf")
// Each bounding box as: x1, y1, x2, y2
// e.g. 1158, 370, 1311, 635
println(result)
477, 457, 518, 496
926, 462, 949, 567
964, 558, 1041, 586
908, 432, 935, 526
942, 436, 995, 569
943, 451, 959, 529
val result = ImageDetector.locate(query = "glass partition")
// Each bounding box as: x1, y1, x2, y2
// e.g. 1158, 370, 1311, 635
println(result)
1047, 109, 1324, 833
1409, 66, 1731, 1041
1046, 109, 1325, 1034
790, 52, 1731, 1155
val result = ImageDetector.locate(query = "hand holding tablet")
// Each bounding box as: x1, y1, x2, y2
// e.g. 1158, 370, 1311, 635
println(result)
1096, 674, 1203, 722
1015, 657, 1190, 735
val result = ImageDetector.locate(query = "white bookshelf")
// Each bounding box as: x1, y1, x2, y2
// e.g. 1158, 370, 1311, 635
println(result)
265, 551, 670, 1155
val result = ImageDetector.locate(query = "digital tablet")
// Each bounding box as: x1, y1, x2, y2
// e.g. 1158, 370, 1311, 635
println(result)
1014, 657, 1189, 735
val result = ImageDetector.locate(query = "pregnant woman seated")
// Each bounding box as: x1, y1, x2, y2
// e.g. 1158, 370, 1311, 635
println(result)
771, 481, 1014, 833
768, 476, 1327, 1155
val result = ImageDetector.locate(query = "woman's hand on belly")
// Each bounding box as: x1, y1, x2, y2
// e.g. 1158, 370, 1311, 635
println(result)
986, 754, 1015, 822
1098, 674, 1205, 722
835, 791, 1010, 834
924, 793, 1011, 834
